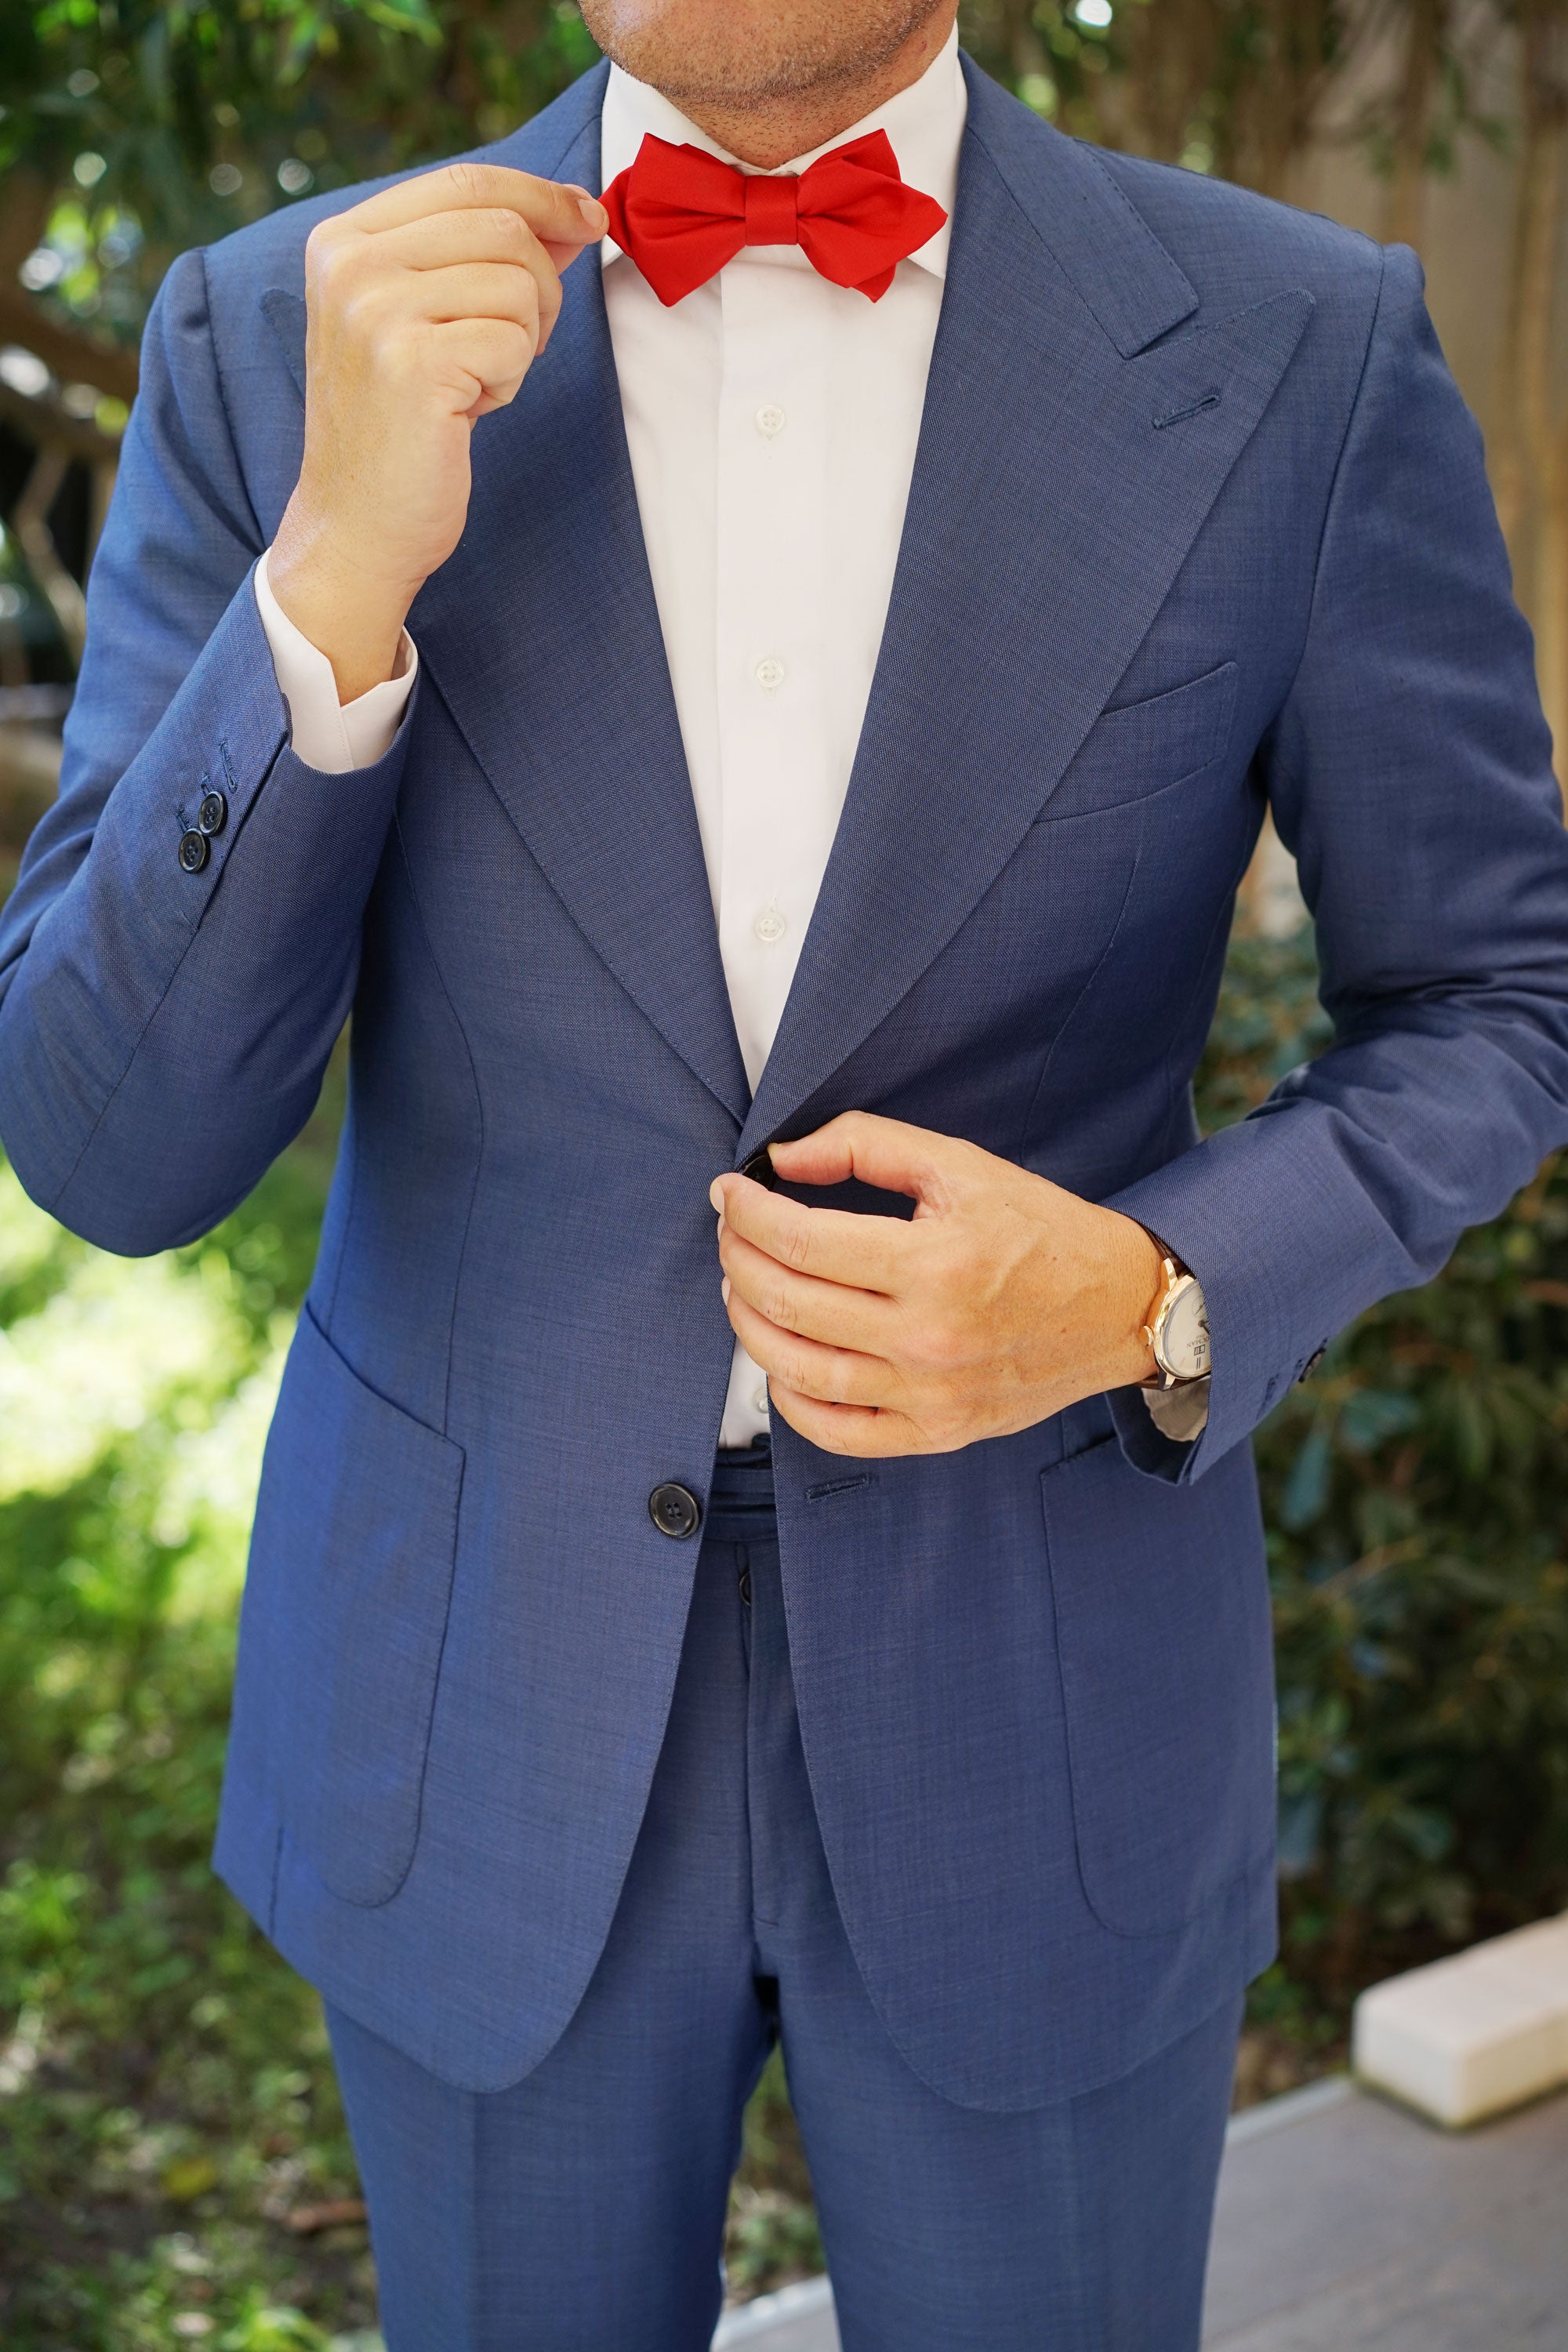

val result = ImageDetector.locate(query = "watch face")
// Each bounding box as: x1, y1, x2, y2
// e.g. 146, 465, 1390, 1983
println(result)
1163, 1280, 1210, 1379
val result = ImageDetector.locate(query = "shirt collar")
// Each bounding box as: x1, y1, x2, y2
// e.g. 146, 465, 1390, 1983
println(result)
598, 20, 965, 283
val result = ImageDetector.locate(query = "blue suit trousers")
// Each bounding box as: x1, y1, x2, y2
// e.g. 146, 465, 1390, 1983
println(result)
327, 1448, 1242, 2351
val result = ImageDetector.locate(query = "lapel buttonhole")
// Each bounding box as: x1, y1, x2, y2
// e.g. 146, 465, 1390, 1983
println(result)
1153, 387, 1223, 431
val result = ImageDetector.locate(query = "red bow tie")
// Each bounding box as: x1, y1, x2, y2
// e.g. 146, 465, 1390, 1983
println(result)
601, 129, 947, 308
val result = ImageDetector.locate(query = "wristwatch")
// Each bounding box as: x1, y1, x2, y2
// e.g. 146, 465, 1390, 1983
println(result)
1142, 1250, 1210, 1388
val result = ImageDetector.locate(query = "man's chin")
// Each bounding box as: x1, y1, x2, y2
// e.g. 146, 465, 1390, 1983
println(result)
578, 0, 942, 111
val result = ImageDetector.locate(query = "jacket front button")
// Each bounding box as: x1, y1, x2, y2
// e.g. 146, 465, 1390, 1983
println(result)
648, 1482, 702, 1540
739, 1148, 777, 1190
198, 789, 228, 837
177, 829, 210, 873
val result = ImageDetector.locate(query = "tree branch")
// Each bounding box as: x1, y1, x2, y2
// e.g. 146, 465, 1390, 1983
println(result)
0, 285, 140, 406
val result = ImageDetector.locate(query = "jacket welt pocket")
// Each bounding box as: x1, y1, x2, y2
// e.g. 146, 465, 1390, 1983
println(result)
1036, 661, 1239, 824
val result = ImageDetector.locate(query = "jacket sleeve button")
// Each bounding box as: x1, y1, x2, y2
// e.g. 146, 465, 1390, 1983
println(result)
177, 829, 210, 873
198, 789, 229, 837
648, 1483, 702, 1540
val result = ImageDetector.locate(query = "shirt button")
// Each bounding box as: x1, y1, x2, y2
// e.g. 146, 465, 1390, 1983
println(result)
752, 1386, 769, 1417
753, 904, 787, 945
755, 402, 786, 437
755, 656, 786, 695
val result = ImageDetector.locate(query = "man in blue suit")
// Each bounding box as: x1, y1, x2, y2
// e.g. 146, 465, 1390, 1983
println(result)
4, 0, 1568, 2338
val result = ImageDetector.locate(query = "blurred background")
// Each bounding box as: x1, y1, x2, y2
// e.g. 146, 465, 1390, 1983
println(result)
1, 3, 1566, 2345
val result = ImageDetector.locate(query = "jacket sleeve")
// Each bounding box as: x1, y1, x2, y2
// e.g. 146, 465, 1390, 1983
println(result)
1106, 243, 1568, 1483
0, 245, 415, 1254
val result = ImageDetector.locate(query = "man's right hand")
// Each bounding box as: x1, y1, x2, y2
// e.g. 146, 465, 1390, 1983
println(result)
267, 164, 607, 702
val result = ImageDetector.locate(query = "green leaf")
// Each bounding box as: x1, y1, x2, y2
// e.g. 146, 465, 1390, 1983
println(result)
1279, 1425, 1333, 1531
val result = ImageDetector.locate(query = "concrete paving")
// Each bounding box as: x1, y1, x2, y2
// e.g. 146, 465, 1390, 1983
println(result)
710, 2074, 1568, 2350
713, 2277, 837, 2350
1204, 2075, 1568, 2348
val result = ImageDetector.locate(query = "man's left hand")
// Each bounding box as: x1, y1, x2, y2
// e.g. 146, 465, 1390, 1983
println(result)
710, 1112, 1163, 1457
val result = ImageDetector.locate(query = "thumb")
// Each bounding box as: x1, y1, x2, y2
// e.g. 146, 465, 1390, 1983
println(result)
766, 1112, 966, 1210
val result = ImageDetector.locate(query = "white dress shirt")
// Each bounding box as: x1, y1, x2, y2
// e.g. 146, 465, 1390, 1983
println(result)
256, 27, 1205, 1447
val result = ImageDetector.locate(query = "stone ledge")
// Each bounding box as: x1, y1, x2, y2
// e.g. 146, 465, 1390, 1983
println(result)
1352, 1912, 1568, 2127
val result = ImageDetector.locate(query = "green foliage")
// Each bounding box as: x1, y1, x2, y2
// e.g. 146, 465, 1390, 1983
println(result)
0, 1065, 366, 2349
725, 2048, 824, 2299
959, 0, 1121, 143
5, 0, 601, 347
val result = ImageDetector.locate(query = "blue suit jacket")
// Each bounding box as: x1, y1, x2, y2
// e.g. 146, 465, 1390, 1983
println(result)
4, 58, 1567, 2104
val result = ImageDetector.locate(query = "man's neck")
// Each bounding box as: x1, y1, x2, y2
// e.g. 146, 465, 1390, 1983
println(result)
670, 7, 957, 169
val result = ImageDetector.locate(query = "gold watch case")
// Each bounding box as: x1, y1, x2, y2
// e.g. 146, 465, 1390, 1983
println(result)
1142, 1254, 1211, 1387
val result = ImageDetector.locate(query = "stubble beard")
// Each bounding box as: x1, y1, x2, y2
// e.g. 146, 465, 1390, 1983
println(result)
577, 0, 952, 112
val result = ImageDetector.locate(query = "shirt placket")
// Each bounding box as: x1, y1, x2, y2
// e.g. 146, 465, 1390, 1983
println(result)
713, 253, 833, 1096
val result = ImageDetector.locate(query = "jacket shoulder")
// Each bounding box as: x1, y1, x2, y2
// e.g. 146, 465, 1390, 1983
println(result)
960, 61, 1388, 365
1087, 144, 1387, 321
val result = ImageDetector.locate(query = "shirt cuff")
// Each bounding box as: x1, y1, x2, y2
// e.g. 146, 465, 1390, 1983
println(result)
253, 547, 418, 773
1141, 1376, 1210, 1443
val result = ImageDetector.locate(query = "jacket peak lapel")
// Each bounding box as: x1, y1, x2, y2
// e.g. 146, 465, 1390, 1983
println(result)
964, 64, 1199, 359
739, 72, 1313, 1163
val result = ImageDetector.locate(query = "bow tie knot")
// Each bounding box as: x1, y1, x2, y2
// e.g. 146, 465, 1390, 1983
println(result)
601, 129, 948, 307
742, 170, 802, 249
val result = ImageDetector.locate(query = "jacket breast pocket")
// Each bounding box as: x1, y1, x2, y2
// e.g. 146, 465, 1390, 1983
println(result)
245, 1302, 465, 1906
1037, 662, 1238, 824
1040, 1432, 1274, 1937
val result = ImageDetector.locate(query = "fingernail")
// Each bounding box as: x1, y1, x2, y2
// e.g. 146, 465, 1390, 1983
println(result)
578, 194, 608, 230
721, 1276, 731, 1304
709, 1179, 725, 1210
